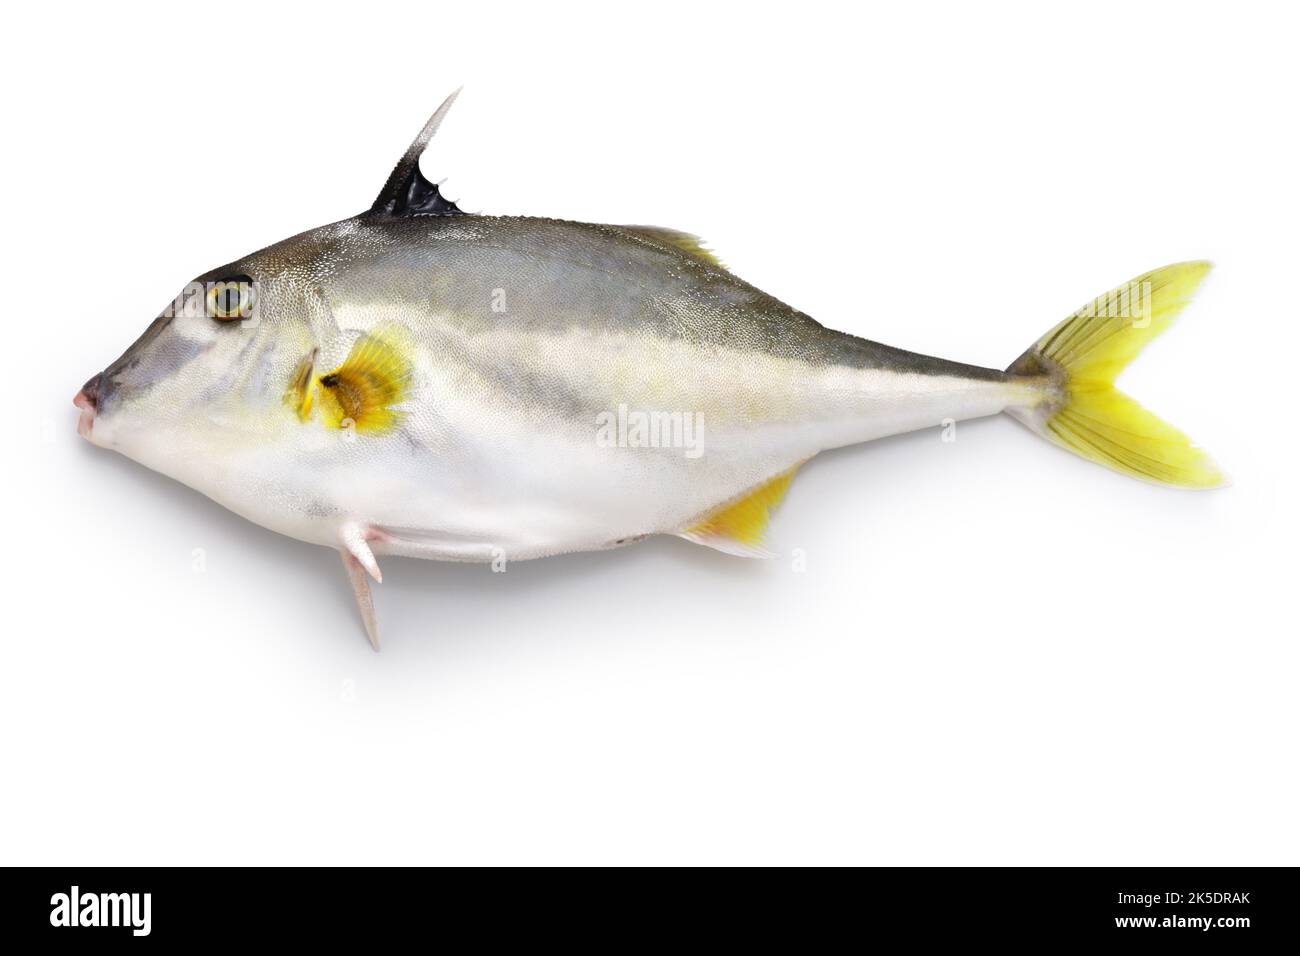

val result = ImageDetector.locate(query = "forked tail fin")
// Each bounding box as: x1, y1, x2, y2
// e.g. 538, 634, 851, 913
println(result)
1005, 261, 1226, 488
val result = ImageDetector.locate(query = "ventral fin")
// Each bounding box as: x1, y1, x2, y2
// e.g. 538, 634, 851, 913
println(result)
314, 324, 414, 435
620, 225, 727, 269
677, 464, 804, 558
340, 548, 381, 651
371, 89, 467, 218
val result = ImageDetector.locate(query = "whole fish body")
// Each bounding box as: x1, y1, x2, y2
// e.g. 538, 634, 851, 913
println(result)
75, 92, 1224, 648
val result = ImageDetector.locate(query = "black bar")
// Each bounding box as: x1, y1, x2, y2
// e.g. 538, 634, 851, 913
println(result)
3, 867, 1295, 945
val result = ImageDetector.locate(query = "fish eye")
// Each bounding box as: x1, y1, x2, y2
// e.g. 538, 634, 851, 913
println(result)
206, 275, 255, 321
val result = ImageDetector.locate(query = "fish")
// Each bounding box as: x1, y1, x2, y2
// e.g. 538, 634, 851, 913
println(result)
74, 90, 1226, 650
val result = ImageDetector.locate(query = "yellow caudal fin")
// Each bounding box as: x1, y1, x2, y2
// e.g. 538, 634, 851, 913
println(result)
678, 465, 802, 557
1006, 261, 1226, 488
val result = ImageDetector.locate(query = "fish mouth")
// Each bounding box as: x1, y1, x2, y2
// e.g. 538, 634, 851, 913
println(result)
73, 373, 102, 439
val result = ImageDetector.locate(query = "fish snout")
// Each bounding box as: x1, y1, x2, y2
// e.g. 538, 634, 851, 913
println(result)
76, 373, 103, 409
73, 373, 102, 438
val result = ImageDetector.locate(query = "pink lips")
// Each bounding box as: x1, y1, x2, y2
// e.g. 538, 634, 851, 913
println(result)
74, 372, 103, 439
73, 389, 95, 438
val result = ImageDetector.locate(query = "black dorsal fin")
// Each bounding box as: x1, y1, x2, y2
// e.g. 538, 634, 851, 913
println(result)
370, 89, 466, 218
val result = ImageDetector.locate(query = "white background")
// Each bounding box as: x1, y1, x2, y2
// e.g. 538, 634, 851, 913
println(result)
3, 1, 1296, 865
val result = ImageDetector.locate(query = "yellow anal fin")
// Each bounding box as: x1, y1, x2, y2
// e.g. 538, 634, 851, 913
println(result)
620, 225, 727, 269
678, 465, 803, 558
315, 324, 414, 435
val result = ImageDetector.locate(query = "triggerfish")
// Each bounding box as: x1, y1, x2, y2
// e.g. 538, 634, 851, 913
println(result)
74, 91, 1225, 649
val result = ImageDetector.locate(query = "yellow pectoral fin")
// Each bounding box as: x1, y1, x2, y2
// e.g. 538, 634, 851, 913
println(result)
315, 325, 414, 435
678, 465, 803, 558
